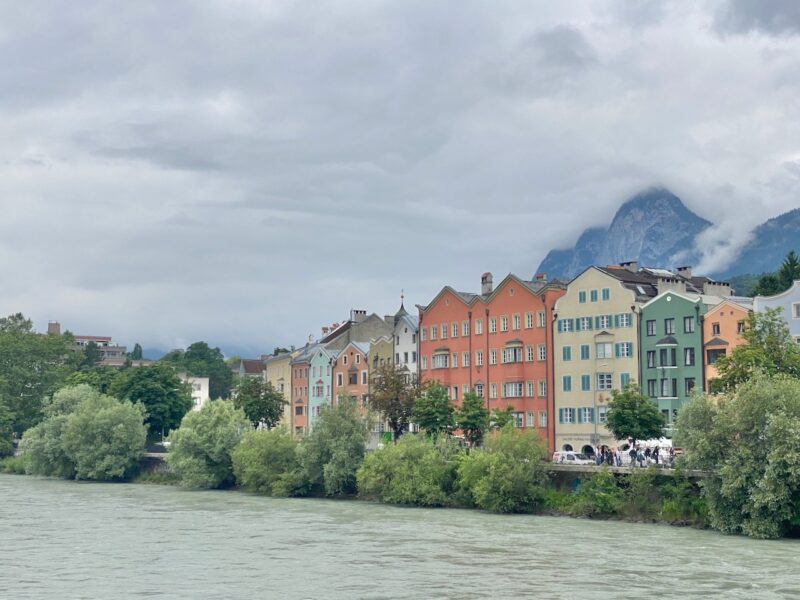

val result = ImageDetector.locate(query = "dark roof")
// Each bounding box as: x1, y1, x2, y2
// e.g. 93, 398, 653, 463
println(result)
655, 335, 678, 346
704, 337, 730, 348
242, 359, 265, 374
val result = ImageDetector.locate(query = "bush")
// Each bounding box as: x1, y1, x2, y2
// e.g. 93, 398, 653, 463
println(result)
0, 455, 27, 474
622, 467, 664, 520
659, 468, 708, 525
570, 468, 624, 518
167, 400, 251, 489
357, 435, 461, 506
232, 428, 304, 496
301, 401, 369, 496
22, 415, 75, 478
456, 426, 548, 513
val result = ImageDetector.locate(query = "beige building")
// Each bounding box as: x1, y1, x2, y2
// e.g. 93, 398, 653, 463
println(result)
553, 266, 641, 455
264, 351, 298, 429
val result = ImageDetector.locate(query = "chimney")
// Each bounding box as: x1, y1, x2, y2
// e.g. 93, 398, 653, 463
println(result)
481, 272, 493, 295
535, 273, 547, 282
656, 277, 687, 295
620, 261, 638, 272
703, 281, 732, 297
47, 321, 61, 335
350, 309, 367, 323
384, 314, 394, 326
321, 326, 330, 335
676, 266, 692, 279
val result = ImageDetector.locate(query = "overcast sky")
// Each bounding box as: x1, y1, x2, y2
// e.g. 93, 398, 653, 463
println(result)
1, 1, 799, 356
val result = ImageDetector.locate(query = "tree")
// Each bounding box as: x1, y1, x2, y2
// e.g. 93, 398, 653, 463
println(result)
232, 428, 304, 496
80, 341, 103, 370
111, 364, 192, 438
0, 395, 14, 457
130, 343, 143, 360
456, 426, 549, 513
301, 400, 369, 496
605, 382, 664, 445
0, 313, 77, 433
162, 342, 233, 399
167, 400, 251, 489
489, 405, 515, 430
457, 392, 489, 446
412, 382, 454, 437
232, 378, 287, 428
712, 308, 800, 391
675, 374, 800, 539
368, 364, 422, 442
64, 366, 119, 394
752, 250, 800, 296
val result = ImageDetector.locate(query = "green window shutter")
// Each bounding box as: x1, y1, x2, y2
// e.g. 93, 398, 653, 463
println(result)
594, 316, 601, 329
621, 373, 630, 387
569, 318, 575, 331
586, 317, 593, 330
557, 320, 563, 333
588, 408, 594, 423
614, 343, 620, 358
614, 314, 620, 328
559, 408, 564, 423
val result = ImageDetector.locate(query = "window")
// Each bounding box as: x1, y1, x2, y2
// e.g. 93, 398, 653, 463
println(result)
618, 313, 632, 327
502, 346, 522, 363
660, 348, 677, 367
581, 374, 590, 391
361, 371, 368, 385
683, 316, 695, 333
349, 372, 357, 385
475, 319, 483, 335
737, 320, 745, 334
538, 345, 547, 361
597, 315, 611, 329
577, 316, 592, 331
562, 346, 572, 361
526, 345, 534, 361
500, 316, 508, 332
412, 351, 417, 362
452, 386, 458, 401
647, 348, 656, 368
539, 380, 547, 397
684, 347, 695, 366
525, 312, 534, 328
597, 373, 613, 390
512, 314, 520, 330
451, 323, 458, 338
527, 411, 534, 427
707, 349, 725, 364
620, 373, 630, 387
562, 376, 572, 392
296, 406, 304, 416
476, 350, 483, 366
711, 322, 720, 336
421, 356, 428, 370
337, 373, 343, 386
537, 311, 546, 328
602, 288, 610, 301
430, 326, 437, 340
441, 324, 448, 339
660, 378, 677, 398
526, 381, 535, 397
580, 344, 590, 360
590, 290, 598, 302
452, 353, 458, 368
647, 379, 656, 397
560, 319, 573, 332
595, 342, 613, 359
463, 352, 470, 367
685, 377, 696, 396
355, 354, 360, 364
578, 290, 586, 303
665, 318, 675, 335
616, 342, 633, 358
646, 320, 656, 336
560, 408, 575, 423
794, 303, 800, 319
462, 321, 470, 336
489, 318, 497, 333
403, 351, 409, 364
475, 383, 484, 397
660, 378, 670, 397
598, 406, 608, 424
432, 354, 449, 369
343, 355, 348, 365
489, 383, 497, 399
539, 411, 547, 428
579, 407, 594, 423
489, 349, 497, 365
504, 382, 524, 397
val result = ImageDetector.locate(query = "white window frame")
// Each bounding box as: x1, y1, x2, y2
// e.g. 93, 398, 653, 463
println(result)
489, 349, 497, 365
597, 372, 613, 391
489, 318, 497, 333
538, 380, 547, 397
500, 316, 508, 332
462, 321, 470, 336
462, 352, 470, 367
475, 319, 483, 335
537, 311, 546, 328
525, 312, 533, 329
512, 314, 521, 330
538, 344, 546, 361
475, 350, 483, 366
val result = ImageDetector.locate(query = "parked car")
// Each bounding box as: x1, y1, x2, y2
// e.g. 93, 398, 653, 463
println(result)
552, 451, 595, 465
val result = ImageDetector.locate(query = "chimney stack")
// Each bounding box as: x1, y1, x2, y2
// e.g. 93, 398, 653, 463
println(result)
350, 309, 367, 323
676, 266, 692, 279
481, 272, 493, 295
620, 261, 638, 272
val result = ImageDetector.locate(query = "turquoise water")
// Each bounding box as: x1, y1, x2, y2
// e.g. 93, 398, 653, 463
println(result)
1, 474, 798, 599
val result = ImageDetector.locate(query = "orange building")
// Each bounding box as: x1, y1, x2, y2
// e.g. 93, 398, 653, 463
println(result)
418, 272, 565, 451
331, 341, 370, 407
291, 353, 311, 434
703, 298, 752, 391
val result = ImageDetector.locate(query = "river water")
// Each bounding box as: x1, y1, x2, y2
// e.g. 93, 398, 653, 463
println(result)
2, 475, 798, 599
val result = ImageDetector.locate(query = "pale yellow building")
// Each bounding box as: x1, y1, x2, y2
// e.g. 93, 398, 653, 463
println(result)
264, 350, 298, 429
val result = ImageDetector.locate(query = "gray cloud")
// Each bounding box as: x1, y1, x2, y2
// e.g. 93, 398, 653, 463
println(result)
714, 0, 800, 35
0, 1, 798, 354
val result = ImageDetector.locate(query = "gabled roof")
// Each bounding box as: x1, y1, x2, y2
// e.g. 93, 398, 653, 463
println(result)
241, 359, 265, 374
656, 335, 678, 346
754, 279, 800, 302
704, 337, 729, 348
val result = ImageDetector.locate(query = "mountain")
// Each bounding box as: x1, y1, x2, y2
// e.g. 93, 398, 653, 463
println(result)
537, 188, 712, 280
713, 208, 800, 279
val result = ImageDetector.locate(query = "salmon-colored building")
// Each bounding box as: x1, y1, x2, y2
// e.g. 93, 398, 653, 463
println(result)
331, 341, 371, 407
703, 298, 752, 391
291, 354, 310, 434
417, 273, 565, 451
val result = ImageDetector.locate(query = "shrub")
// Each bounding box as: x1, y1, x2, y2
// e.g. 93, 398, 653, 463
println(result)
622, 467, 664, 520
232, 428, 304, 496
659, 468, 708, 525
570, 468, 624, 518
167, 400, 251, 489
357, 435, 461, 506
0, 455, 27, 474
22, 415, 75, 478
456, 426, 548, 513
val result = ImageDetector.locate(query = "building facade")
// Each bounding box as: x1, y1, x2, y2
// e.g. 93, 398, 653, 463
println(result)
332, 341, 370, 406
418, 273, 565, 450
753, 280, 800, 343
264, 351, 297, 429
392, 302, 419, 375
703, 299, 751, 390
308, 346, 335, 430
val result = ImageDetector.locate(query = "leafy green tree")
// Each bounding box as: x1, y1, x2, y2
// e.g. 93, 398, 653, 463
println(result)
171, 342, 234, 400
412, 382, 454, 437
80, 341, 103, 370
111, 364, 192, 438
676, 374, 800, 538
489, 405, 515, 430
64, 366, 118, 394
0, 395, 15, 457
232, 428, 304, 496
232, 378, 286, 428
456, 426, 549, 513
368, 364, 422, 442
167, 400, 251, 489
457, 392, 489, 446
605, 382, 664, 445
752, 250, 800, 296
752, 273, 784, 297
712, 308, 800, 391
357, 435, 461, 506
0, 313, 77, 433
570, 468, 624, 518
301, 400, 369, 496
130, 343, 143, 360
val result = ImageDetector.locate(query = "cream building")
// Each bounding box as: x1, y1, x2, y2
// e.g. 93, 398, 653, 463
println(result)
264, 350, 298, 429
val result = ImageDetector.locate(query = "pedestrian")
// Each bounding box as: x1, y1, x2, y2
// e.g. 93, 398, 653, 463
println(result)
628, 446, 637, 467
615, 450, 622, 467
644, 447, 651, 462
636, 448, 645, 468
652, 446, 659, 465
669, 447, 676, 467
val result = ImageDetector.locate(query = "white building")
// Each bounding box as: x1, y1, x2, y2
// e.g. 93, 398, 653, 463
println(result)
392, 300, 419, 376
180, 374, 210, 411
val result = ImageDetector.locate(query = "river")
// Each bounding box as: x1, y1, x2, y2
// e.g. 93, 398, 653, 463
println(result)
1, 475, 798, 599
